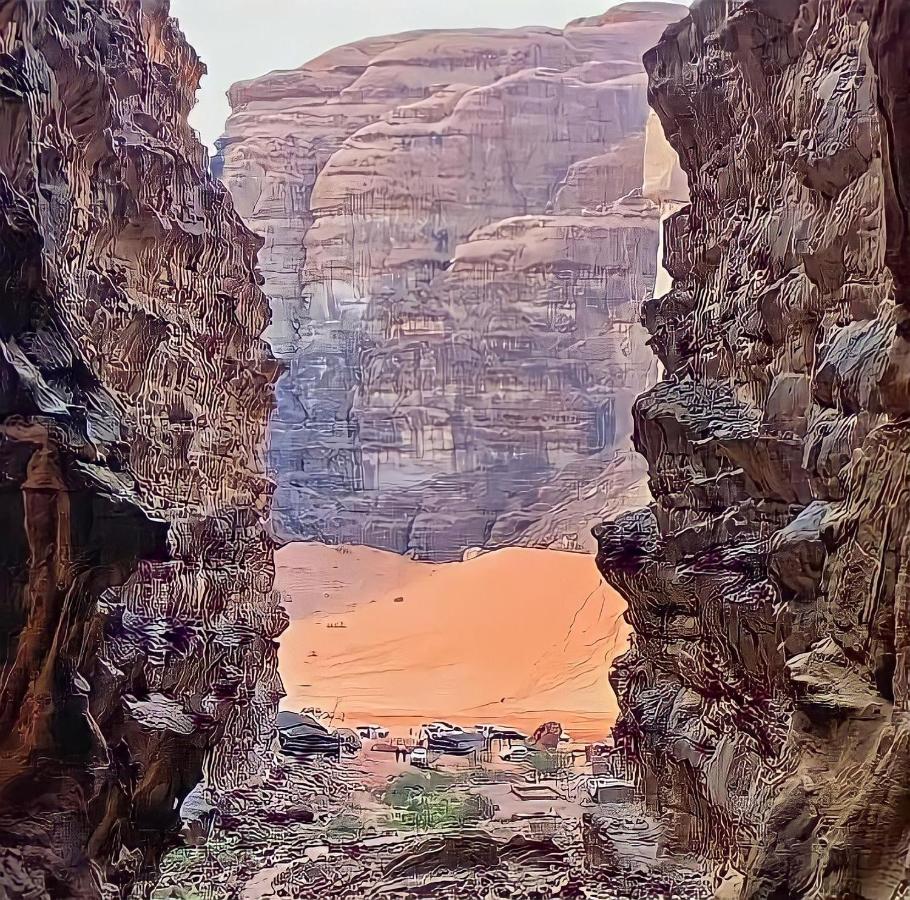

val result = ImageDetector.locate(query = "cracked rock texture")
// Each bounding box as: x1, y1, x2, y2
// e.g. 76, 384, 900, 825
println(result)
218, 3, 687, 560
596, 1, 910, 897
0, 1, 280, 896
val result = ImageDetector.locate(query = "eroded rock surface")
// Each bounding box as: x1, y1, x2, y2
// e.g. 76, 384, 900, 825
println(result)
596, 1, 910, 896
218, 3, 687, 560
0, 2, 279, 895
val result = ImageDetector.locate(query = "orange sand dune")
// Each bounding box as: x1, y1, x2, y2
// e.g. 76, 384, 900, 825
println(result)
275, 544, 630, 742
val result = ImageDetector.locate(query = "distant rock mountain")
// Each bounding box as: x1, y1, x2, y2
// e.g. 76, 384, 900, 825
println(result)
218, 3, 688, 560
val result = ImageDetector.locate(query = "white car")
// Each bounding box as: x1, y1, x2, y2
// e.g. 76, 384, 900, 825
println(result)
409, 746, 428, 767
500, 745, 531, 762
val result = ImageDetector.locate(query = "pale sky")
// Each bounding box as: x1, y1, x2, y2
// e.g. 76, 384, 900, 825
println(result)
169, 0, 651, 151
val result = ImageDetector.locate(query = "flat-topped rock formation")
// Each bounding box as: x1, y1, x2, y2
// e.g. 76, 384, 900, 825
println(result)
596, 1, 910, 896
218, 3, 687, 560
0, 2, 279, 894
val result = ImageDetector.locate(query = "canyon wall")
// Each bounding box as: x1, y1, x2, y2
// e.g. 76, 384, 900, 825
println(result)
597, 0, 910, 897
0, 1, 279, 895
218, 3, 688, 560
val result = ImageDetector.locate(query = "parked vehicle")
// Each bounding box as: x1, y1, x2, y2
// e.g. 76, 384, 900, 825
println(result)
356, 724, 389, 739
474, 723, 506, 737
409, 746, 428, 767
276, 711, 340, 759
427, 729, 484, 756
422, 721, 457, 736
500, 744, 531, 762
335, 728, 363, 755
474, 724, 527, 741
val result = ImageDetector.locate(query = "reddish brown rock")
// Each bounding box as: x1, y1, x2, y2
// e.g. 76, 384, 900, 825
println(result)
218, 3, 687, 560
596, 1, 910, 896
0, 1, 279, 895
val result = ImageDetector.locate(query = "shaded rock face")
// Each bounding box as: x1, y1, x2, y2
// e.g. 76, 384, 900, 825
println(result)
218, 3, 688, 560
0, 1, 280, 895
596, 0, 910, 896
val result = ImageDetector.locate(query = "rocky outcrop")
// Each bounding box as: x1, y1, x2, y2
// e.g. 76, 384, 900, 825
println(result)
0, 2, 279, 895
596, 1, 910, 896
218, 3, 688, 560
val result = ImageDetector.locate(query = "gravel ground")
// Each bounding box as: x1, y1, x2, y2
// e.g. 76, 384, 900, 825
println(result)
141, 755, 709, 900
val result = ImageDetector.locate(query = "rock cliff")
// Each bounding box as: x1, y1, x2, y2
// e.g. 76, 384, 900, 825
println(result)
0, 1, 279, 895
218, 3, 688, 560
596, 1, 910, 896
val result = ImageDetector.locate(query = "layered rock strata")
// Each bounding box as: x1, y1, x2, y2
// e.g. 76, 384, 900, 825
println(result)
596, 1, 910, 896
218, 3, 687, 560
0, 1, 280, 895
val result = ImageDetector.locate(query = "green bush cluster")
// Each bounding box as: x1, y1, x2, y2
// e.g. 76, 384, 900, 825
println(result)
381, 771, 485, 830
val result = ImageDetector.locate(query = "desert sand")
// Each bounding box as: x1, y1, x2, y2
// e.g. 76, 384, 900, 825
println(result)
275, 543, 629, 741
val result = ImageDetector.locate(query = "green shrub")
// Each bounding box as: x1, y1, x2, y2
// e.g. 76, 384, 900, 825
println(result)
526, 749, 572, 780
382, 769, 454, 807
381, 771, 485, 830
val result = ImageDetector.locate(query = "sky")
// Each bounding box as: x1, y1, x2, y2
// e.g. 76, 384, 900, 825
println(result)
169, 0, 641, 151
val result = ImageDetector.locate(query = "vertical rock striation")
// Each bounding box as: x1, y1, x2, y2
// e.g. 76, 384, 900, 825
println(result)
0, 1, 280, 895
218, 3, 688, 560
596, 1, 910, 896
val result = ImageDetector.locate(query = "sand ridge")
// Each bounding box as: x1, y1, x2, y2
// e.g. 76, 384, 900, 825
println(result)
275, 543, 629, 740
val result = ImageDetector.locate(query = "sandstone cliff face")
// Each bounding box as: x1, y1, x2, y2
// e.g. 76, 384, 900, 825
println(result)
218, 3, 687, 560
0, 2, 279, 895
596, 1, 910, 896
